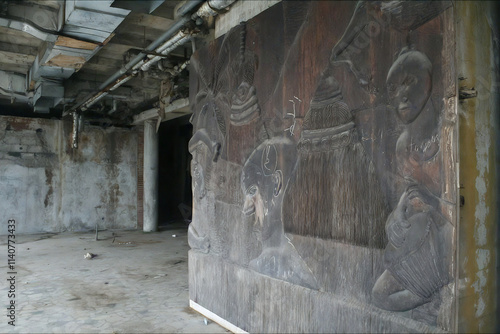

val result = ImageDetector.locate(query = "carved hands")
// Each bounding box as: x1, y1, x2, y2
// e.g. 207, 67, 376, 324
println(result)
386, 185, 433, 248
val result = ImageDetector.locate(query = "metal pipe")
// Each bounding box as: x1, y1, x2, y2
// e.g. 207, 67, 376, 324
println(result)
71, 0, 236, 116
139, 32, 191, 72
137, 0, 236, 73
97, 0, 204, 91
98, 18, 189, 91
72, 112, 80, 149
81, 74, 134, 111
208, 0, 238, 10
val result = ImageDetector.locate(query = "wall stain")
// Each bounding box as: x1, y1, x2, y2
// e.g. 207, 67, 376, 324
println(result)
44, 168, 53, 208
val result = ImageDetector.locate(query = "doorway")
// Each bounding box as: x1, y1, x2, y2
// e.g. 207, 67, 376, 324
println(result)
157, 114, 192, 228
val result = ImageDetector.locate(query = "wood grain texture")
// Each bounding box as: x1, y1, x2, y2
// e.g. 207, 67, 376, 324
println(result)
55, 36, 98, 51
188, 1, 457, 332
190, 251, 447, 333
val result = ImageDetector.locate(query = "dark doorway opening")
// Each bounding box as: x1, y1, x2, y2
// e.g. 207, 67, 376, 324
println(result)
158, 114, 192, 229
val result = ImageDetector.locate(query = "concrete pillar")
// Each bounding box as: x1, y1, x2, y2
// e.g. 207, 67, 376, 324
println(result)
143, 119, 158, 232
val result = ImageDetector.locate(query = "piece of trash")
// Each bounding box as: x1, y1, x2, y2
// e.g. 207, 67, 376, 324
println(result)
84, 252, 97, 260
204, 318, 210, 325
172, 234, 177, 237
153, 274, 168, 279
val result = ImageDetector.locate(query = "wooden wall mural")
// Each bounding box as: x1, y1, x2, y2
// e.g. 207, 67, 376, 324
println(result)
188, 1, 457, 332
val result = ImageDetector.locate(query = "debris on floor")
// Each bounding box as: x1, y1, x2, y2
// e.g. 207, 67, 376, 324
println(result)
8, 229, 227, 333
84, 252, 97, 260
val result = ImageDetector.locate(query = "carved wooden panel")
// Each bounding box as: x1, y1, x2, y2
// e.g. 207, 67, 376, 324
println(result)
188, 1, 456, 331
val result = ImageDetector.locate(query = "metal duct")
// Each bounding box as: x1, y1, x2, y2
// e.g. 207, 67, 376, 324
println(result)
33, 79, 64, 113
63, 0, 130, 43
0, 71, 31, 104
0, 0, 132, 114
0, 71, 26, 94
0, 17, 58, 42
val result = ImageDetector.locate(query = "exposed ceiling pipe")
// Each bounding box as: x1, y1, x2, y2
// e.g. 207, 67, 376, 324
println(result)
69, 0, 237, 148
136, 30, 191, 72
68, 0, 204, 115
69, 0, 237, 115
97, 0, 204, 93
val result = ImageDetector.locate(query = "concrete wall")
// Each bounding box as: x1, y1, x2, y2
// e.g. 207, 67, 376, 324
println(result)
0, 116, 138, 235
456, 2, 499, 332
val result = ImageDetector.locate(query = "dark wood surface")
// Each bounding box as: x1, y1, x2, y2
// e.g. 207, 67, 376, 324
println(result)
188, 1, 456, 331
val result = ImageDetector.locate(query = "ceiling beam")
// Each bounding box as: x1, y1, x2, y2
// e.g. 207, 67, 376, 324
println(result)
132, 97, 189, 124
0, 27, 42, 48
0, 64, 30, 74
125, 12, 174, 29
0, 51, 36, 67
0, 42, 38, 57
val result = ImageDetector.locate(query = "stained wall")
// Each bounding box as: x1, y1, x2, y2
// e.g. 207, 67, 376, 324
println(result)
0, 116, 138, 234
456, 1, 499, 332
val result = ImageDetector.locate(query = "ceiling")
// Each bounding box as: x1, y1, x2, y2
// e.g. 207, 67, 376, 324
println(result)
0, 0, 218, 126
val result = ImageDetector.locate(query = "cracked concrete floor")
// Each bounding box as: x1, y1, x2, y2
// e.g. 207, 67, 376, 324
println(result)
0, 228, 228, 333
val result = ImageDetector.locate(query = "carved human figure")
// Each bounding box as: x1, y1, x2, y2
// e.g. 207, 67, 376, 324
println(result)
372, 49, 451, 314
241, 137, 318, 289
187, 100, 225, 254
387, 48, 441, 196
187, 131, 214, 253
372, 185, 451, 311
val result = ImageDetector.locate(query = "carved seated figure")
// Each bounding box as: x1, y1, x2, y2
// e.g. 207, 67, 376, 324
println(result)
372, 48, 451, 316
241, 137, 319, 290
372, 185, 451, 312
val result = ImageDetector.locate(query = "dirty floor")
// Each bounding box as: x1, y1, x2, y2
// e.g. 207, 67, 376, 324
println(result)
0, 228, 228, 333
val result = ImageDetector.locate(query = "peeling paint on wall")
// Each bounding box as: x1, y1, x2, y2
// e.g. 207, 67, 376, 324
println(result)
0, 115, 138, 235
457, 1, 499, 332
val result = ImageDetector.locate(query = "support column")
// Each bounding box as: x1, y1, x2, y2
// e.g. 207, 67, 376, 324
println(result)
143, 119, 158, 232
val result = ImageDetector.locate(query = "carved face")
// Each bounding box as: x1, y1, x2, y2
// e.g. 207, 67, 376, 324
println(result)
387, 50, 432, 124
241, 139, 296, 243
242, 145, 282, 242
242, 162, 270, 236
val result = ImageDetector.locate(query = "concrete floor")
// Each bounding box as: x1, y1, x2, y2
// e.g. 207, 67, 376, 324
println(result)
0, 227, 228, 333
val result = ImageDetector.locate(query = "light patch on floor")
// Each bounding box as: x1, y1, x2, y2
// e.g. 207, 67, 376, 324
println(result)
0, 228, 228, 333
